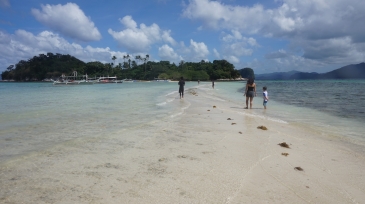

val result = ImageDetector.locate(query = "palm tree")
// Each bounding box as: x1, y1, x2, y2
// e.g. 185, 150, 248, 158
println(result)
143, 54, 149, 77
131, 60, 137, 68
122, 55, 126, 69
135, 55, 141, 65
126, 54, 131, 69
123, 62, 128, 69
112, 56, 116, 68
179, 60, 185, 71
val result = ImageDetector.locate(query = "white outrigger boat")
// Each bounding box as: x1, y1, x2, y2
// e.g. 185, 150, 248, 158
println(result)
122, 78, 134, 82
53, 72, 94, 85
153, 78, 171, 82
95, 76, 123, 83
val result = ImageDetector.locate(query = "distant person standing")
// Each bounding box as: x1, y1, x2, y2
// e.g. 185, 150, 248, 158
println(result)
263, 86, 269, 109
212, 80, 215, 89
178, 77, 185, 99
243, 78, 256, 109
198, 80, 200, 85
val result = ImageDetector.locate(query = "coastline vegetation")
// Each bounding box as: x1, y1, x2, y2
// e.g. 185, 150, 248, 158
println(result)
0, 53, 251, 81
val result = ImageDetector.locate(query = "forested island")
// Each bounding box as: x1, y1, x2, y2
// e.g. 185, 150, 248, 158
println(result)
0, 53, 252, 81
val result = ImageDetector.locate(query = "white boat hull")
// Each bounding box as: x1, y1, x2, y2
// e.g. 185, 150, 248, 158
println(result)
53, 80, 94, 85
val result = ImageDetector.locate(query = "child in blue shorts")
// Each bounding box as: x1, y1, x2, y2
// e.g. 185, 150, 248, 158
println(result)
263, 86, 268, 109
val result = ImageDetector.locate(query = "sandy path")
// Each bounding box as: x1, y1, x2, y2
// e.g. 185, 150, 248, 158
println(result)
1, 86, 364, 203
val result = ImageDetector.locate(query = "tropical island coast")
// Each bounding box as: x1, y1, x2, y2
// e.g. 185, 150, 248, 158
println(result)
0, 53, 246, 82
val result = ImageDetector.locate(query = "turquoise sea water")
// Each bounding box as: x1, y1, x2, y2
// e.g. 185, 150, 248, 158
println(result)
0, 80, 364, 163
0, 82, 190, 163
214, 80, 365, 144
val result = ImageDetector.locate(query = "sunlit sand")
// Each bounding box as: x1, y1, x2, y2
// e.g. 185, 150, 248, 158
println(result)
1, 84, 365, 203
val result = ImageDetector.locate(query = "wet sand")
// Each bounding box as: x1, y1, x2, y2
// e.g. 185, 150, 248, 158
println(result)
1, 86, 365, 203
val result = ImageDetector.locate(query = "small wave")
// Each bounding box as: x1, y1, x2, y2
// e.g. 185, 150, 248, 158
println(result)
167, 98, 174, 103
265, 117, 288, 124
156, 102, 167, 106
205, 96, 226, 102
170, 102, 191, 118
165, 91, 177, 96
170, 112, 183, 118
237, 111, 288, 124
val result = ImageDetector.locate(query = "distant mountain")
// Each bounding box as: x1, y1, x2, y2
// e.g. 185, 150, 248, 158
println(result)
321, 63, 365, 79
255, 62, 365, 80
255, 70, 301, 80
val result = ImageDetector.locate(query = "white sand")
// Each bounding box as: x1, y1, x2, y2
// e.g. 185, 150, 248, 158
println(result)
1, 86, 365, 203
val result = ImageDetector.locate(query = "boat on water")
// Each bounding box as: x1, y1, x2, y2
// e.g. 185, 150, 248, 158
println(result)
122, 78, 134, 82
153, 78, 171, 82
53, 72, 94, 85
95, 76, 123, 83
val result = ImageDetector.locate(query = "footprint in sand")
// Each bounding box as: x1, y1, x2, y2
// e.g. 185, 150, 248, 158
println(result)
177, 155, 188, 158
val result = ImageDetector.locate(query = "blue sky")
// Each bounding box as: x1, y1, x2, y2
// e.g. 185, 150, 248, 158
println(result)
0, 0, 364, 74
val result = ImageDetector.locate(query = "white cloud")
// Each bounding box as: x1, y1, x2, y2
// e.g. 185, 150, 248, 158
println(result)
222, 30, 242, 42
162, 30, 177, 46
0, 30, 11, 44
182, 0, 267, 33
247, 37, 258, 47
219, 30, 257, 63
297, 37, 365, 64
158, 44, 181, 62
265, 49, 289, 59
182, 0, 365, 69
0, 30, 126, 71
213, 48, 220, 59
183, 0, 365, 39
120, 15, 138, 29
225, 42, 252, 56
108, 15, 176, 53
31, 3, 101, 41
168, 39, 210, 63
188, 39, 209, 61
223, 55, 239, 64
271, 3, 299, 32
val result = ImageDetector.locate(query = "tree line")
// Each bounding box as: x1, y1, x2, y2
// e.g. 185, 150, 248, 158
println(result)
1, 53, 255, 81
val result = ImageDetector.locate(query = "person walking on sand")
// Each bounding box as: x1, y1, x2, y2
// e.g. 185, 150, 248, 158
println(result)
178, 77, 185, 99
263, 86, 269, 109
243, 78, 256, 109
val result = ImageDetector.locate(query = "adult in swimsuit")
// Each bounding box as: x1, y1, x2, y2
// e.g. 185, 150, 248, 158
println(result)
243, 78, 256, 109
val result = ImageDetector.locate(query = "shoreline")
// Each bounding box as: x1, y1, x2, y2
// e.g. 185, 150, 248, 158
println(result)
1, 85, 365, 203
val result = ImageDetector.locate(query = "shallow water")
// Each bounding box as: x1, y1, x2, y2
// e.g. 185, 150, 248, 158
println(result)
212, 80, 365, 143
0, 82, 190, 163
0, 80, 364, 164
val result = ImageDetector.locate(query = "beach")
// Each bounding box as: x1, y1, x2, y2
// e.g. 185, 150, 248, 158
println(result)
1, 82, 365, 203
